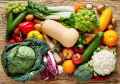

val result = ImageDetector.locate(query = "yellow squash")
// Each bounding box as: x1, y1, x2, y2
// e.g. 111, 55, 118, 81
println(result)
84, 28, 98, 44
99, 8, 112, 31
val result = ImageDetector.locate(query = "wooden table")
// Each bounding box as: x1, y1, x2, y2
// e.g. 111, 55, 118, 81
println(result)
0, 0, 120, 84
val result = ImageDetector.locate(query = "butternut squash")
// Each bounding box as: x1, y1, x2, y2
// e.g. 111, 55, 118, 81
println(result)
84, 28, 98, 44
42, 20, 79, 47
99, 8, 112, 31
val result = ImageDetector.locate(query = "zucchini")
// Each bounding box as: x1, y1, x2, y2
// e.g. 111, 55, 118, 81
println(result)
6, 11, 28, 41
6, 12, 14, 41
81, 32, 103, 63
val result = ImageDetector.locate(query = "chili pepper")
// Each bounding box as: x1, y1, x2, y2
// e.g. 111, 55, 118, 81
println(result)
19, 21, 35, 35
94, 76, 104, 80
27, 30, 44, 40
15, 36, 23, 42
9, 39, 16, 44
104, 75, 111, 79
90, 78, 102, 81
14, 27, 20, 35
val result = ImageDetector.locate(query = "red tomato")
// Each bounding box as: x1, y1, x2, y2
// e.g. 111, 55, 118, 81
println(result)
74, 3, 85, 13
9, 39, 16, 44
15, 36, 23, 42
14, 28, 20, 35
72, 53, 82, 64
62, 48, 74, 60
73, 45, 85, 54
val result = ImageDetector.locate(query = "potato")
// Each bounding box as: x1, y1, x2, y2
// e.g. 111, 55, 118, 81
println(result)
25, 14, 34, 21
33, 18, 41, 24
34, 24, 42, 32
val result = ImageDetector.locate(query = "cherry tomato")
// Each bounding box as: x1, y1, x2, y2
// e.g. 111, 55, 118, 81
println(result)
73, 45, 85, 53
15, 36, 23, 42
74, 3, 85, 13
9, 39, 16, 44
14, 28, 20, 35
62, 48, 74, 60
72, 53, 82, 64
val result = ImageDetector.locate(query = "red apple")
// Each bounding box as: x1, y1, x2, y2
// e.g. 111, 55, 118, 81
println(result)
62, 48, 74, 60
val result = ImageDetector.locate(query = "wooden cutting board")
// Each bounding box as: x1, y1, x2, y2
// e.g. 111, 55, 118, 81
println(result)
0, 0, 120, 84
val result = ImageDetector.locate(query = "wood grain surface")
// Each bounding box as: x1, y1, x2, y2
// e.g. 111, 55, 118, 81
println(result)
0, 0, 120, 84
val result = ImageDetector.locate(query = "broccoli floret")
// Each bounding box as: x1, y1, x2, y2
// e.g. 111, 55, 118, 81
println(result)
74, 63, 93, 82
75, 7, 98, 32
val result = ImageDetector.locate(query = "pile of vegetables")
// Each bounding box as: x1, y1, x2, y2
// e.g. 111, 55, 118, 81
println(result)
1, 1, 119, 83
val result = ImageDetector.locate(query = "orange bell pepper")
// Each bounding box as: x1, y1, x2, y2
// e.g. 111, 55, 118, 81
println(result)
84, 28, 98, 44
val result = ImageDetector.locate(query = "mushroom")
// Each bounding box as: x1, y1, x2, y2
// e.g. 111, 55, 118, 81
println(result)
97, 4, 106, 13
85, 3, 93, 10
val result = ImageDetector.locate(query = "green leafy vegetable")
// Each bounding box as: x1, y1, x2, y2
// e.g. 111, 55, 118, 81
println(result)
60, 13, 75, 27
55, 42, 64, 53
74, 63, 93, 82
1, 38, 50, 83
27, 1, 50, 18
77, 33, 86, 49
75, 7, 98, 32
27, 1, 75, 20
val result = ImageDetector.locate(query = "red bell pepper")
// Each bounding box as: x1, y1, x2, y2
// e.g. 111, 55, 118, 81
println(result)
19, 21, 34, 35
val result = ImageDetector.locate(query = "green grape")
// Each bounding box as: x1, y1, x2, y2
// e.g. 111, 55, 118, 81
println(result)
12, 2, 16, 5
8, 2, 12, 6
11, 2, 14, 6
12, 9, 16, 13
18, 6, 22, 10
9, 7, 12, 11
15, 3, 19, 8
20, 4, 24, 7
5, 1, 27, 14
15, 8, 19, 13
12, 5, 16, 8
18, 1, 23, 5
22, 7, 26, 11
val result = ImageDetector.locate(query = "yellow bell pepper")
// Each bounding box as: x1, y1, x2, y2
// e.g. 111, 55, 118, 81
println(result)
84, 28, 98, 44
99, 8, 112, 31
27, 30, 44, 40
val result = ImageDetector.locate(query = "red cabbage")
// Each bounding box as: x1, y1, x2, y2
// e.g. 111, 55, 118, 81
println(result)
40, 51, 59, 80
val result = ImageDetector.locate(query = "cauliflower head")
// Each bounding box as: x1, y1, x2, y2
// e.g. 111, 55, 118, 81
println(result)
75, 7, 98, 32
88, 48, 116, 76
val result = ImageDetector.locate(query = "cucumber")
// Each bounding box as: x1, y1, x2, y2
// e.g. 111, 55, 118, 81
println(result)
6, 11, 28, 41
6, 12, 14, 41
81, 32, 103, 64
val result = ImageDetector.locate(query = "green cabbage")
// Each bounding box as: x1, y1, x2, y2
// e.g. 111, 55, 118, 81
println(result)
1, 38, 50, 83
75, 7, 98, 32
